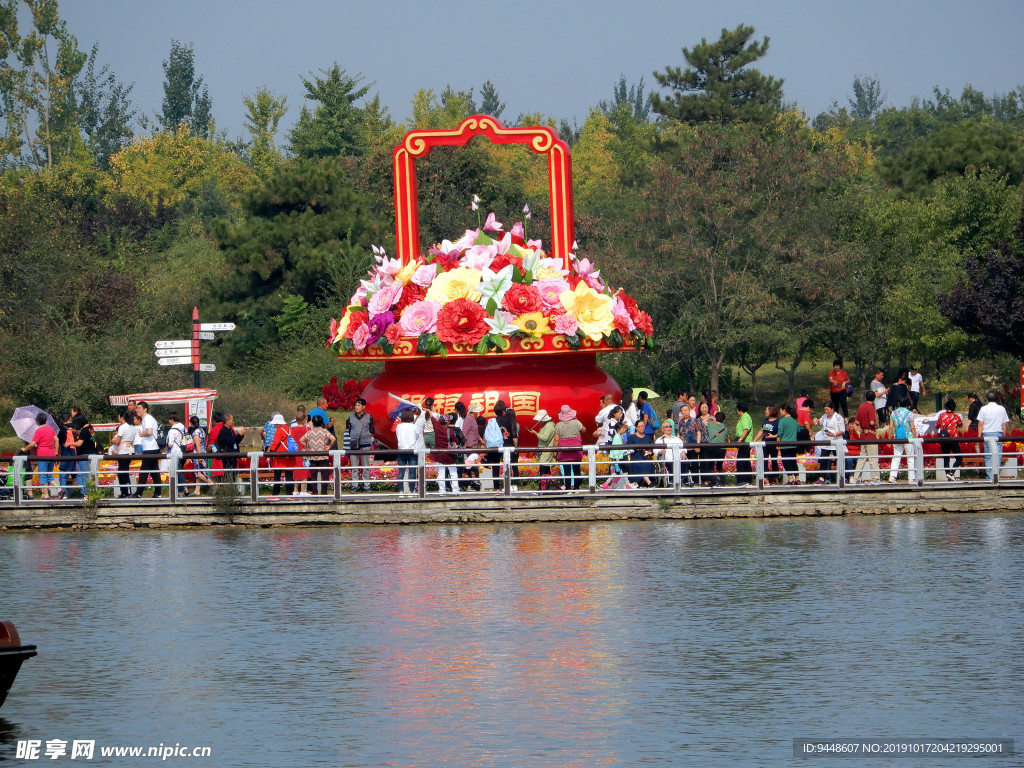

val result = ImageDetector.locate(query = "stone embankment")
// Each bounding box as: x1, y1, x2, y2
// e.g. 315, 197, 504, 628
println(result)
2, 485, 1023, 531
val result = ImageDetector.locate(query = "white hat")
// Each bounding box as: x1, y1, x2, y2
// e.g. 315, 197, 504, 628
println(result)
270, 413, 286, 425
468, 403, 484, 414
533, 409, 551, 423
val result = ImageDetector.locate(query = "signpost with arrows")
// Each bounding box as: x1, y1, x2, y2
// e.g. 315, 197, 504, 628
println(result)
154, 307, 234, 387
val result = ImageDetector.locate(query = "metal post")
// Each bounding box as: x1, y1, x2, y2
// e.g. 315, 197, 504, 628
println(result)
911, 438, 925, 487
502, 447, 512, 496
332, 450, 343, 501
672, 445, 682, 492
169, 454, 179, 504
249, 452, 261, 502
417, 449, 426, 499
835, 438, 847, 489
752, 442, 765, 490
587, 445, 597, 493
13, 455, 25, 506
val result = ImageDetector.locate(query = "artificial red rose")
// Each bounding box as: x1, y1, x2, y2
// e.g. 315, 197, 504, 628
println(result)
614, 314, 631, 336
384, 324, 402, 346
636, 311, 654, 337
615, 289, 642, 325
566, 273, 584, 290
436, 298, 488, 345
490, 253, 524, 276
501, 283, 543, 315
343, 310, 368, 338
393, 283, 427, 319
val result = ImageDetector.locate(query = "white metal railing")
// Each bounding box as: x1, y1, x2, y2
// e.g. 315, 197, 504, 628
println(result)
1, 435, 1020, 508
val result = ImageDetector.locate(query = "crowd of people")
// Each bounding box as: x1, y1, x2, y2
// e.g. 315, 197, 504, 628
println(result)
4, 362, 1017, 500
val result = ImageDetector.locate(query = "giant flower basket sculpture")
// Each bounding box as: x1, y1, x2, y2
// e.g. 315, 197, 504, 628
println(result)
328, 116, 653, 447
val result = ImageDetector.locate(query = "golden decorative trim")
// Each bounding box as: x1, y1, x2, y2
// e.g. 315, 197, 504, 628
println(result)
519, 337, 545, 351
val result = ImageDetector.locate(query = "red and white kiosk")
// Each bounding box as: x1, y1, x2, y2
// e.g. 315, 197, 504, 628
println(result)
108, 388, 218, 427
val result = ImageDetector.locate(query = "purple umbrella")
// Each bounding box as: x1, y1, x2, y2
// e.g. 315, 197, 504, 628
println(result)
9, 406, 58, 442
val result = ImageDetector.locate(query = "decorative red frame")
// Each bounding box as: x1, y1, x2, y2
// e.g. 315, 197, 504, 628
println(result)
392, 115, 575, 270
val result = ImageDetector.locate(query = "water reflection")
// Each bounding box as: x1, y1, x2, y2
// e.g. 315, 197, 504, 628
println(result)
1, 514, 1021, 767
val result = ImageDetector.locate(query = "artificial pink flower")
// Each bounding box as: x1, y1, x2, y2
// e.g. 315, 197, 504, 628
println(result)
352, 323, 371, 351
553, 313, 580, 337
536, 278, 572, 310
460, 244, 497, 271
510, 221, 525, 239
368, 282, 403, 315
398, 300, 441, 337
483, 212, 503, 232
411, 263, 438, 287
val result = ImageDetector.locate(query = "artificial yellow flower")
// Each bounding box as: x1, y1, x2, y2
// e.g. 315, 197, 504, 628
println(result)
512, 312, 551, 337
425, 266, 483, 304
558, 282, 614, 340
332, 311, 353, 343
535, 266, 564, 280
394, 258, 420, 285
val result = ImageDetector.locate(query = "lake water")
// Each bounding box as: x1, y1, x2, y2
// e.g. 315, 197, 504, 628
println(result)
1, 514, 1021, 766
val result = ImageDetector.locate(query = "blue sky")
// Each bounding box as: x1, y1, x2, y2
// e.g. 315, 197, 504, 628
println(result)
61, 0, 1024, 141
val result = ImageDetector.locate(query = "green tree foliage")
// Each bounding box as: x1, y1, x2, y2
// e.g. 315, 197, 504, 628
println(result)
878, 118, 1024, 194
0, 0, 87, 169
610, 116, 859, 393
651, 24, 783, 124
479, 80, 505, 119
288, 64, 370, 158
76, 44, 136, 168
849, 74, 886, 120
242, 87, 287, 180
212, 157, 379, 352
158, 39, 212, 138
940, 199, 1024, 358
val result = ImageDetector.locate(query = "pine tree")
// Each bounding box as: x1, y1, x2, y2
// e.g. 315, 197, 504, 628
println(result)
651, 24, 783, 124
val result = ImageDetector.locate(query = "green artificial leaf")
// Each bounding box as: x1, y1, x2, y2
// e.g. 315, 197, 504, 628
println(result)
341, 338, 354, 352
565, 334, 581, 350
475, 338, 491, 355
416, 333, 431, 353
378, 338, 394, 354
608, 329, 624, 347
508, 243, 531, 259
474, 232, 495, 246
510, 267, 531, 285
492, 335, 510, 351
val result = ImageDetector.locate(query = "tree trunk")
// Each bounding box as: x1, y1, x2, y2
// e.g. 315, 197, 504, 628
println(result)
709, 349, 726, 397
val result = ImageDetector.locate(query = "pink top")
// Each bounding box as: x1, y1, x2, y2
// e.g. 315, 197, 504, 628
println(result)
33, 425, 56, 457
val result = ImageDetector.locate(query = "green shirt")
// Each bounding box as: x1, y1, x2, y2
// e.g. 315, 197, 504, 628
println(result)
777, 415, 799, 442
736, 412, 753, 442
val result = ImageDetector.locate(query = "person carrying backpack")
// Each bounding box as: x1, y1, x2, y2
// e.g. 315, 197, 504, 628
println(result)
888, 398, 918, 483
166, 413, 188, 496
267, 413, 295, 496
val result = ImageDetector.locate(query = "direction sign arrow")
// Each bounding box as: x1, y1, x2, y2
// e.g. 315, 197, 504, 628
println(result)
198, 363, 216, 372
155, 348, 194, 358
154, 340, 191, 349
158, 356, 192, 366
197, 331, 215, 340
199, 322, 235, 332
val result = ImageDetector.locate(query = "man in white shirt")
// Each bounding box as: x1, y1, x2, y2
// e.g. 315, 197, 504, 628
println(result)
908, 365, 925, 411
977, 390, 1010, 481
134, 401, 162, 498
870, 369, 889, 424
594, 394, 616, 442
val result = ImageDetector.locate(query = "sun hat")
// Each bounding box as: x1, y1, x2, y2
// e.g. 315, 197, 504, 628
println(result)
533, 409, 551, 423
270, 413, 286, 425
468, 402, 484, 414
557, 405, 577, 422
